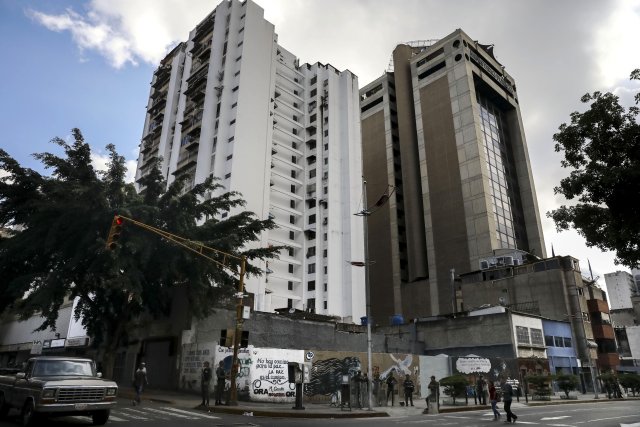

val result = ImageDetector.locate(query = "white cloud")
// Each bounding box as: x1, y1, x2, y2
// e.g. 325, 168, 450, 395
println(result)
90, 153, 136, 184
593, 0, 640, 88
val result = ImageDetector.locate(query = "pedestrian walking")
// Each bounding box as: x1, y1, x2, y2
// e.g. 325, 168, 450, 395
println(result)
489, 380, 501, 420
476, 375, 487, 405
501, 379, 517, 423
403, 374, 414, 407
200, 361, 212, 406
386, 371, 397, 406
215, 361, 226, 405
427, 375, 439, 411
132, 362, 148, 406
353, 370, 363, 408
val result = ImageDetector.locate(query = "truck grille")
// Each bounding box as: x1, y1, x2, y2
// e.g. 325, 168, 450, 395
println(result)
57, 388, 106, 402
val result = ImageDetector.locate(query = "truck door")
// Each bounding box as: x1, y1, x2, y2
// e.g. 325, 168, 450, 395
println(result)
11, 360, 34, 407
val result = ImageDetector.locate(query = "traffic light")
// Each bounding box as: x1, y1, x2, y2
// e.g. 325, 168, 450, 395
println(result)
219, 329, 235, 347
106, 215, 124, 250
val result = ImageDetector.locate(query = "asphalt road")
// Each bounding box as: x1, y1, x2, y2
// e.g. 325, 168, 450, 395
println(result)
0, 399, 638, 426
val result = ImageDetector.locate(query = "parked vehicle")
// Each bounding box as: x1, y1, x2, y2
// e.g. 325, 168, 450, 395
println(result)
0, 356, 117, 426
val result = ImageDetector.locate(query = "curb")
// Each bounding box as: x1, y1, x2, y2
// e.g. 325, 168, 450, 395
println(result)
206, 405, 389, 418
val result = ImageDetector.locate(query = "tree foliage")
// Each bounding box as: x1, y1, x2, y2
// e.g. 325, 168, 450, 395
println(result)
554, 373, 579, 397
0, 129, 281, 373
439, 374, 468, 403
548, 69, 640, 267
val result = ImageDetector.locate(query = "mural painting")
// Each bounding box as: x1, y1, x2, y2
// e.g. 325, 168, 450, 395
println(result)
180, 342, 217, 390
304, 350, 421, 406
248, 347, 304, 402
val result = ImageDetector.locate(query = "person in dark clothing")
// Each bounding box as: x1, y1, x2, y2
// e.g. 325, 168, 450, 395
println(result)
501, 380, 517, 423
489, 380, 501, 420
403, 374, 414, 407
427, 375, 439, 410
386, 371, 397, 406
476, 375, 487, 405
215, 361, 226, 405
200, 361, 212, 406
132, 362, 148, 406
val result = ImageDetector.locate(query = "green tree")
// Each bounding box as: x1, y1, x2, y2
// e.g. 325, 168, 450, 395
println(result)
0, 129, 281, 377
548, 69, 640, 268
618, 373, 640, 396
554, 373, 579, 398
439, 374, 468, 404
526, 374, 551, 398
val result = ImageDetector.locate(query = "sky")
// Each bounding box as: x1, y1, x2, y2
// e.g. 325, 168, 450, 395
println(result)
1, 0, 639, 286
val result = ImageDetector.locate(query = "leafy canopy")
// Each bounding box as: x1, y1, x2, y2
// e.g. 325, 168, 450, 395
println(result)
0, 129, 281, 348
548, 69, 640, 268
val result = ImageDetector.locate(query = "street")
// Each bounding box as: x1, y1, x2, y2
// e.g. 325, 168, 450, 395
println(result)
0, 399, 639, 426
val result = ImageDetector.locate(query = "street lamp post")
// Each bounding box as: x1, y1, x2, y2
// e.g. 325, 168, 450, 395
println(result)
357, 180, 374, 411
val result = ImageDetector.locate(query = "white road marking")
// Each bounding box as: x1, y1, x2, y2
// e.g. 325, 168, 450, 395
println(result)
107, 414, 127, 421
576, 415, 640, 424
115, 408, 151, 420
160, 406, 221, 419
541, 416, 572, 420
141, 407, 198, 419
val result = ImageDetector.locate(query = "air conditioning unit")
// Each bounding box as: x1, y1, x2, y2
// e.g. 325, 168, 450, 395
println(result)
504, 256, 514, 266
480, 260, 489, 270
513, 259, 521, 266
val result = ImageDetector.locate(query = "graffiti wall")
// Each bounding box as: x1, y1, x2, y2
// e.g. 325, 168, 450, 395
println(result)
248, 347, 304, 402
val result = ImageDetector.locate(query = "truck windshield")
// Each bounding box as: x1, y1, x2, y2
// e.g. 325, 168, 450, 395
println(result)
32, 360, 95, 377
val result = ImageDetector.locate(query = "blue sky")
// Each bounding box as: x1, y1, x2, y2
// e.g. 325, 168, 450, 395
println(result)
1, 0, 639, 282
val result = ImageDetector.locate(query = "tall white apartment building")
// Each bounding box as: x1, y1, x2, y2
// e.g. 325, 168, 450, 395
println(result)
605, 270, 638, 310
134, 0, 365, 322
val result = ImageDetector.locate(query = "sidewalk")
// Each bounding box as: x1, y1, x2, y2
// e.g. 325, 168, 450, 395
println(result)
117, 387, 639, 419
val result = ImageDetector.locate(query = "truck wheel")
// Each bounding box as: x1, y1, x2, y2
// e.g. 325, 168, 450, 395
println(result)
21, 400, 38, 427
0, 392, 10, 417
92, 409, 110, 425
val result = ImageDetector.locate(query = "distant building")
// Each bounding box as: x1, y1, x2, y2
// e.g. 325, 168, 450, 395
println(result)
134, 0, 365, 322
605, 270, 640, 373
359, 29, 546, 323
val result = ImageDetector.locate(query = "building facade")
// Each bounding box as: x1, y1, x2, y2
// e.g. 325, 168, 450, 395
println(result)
605, 270, 640, 372
359, 29, 546, 323
135, 0, 365, 322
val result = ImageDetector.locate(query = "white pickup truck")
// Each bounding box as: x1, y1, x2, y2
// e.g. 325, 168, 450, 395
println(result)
0, 356, 117, 426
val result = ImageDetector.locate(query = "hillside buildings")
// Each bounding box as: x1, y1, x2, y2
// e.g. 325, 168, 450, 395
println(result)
359, 29, 546, 323
134, 0, 364, 322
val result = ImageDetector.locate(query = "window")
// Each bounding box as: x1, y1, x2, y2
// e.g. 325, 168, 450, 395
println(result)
307, 298, 315, 312
308, 280, 315, 291
291, 155, 297, 164
234, 70, 240, 76
291, 184, 296, 193
238, 27, 244, 33
310, 114, 317, 122
545, 335, 554, 346
225, 173, 231, 179
237, 41, 243, 47
308, 199, 316, 208
324, 157, 328, 165
288, 264, 294, 273
236, 56, 241, 62
516, 326, 529, 344
324, 129, 328, 137
309, 169, 316, 178
289, 231, 295, 240
290, 200, 296, 209
323, 249, 327, 258
323, 301, 327, 309
231, 102, 237, 109
287, 298, 293, 308
554, 336, 564, 347
530, 328, 544, 346
216, 103, 221, 117
563, 337, 572, 348
292, 128, 298, 136
308, 263, 315, 274
324, 283, 327, 292
289, 215, 295, 224
232, 86, 239, 92
230, 119, 236, 125
287, 247, 294, 257
309, 214, 316, 224
291, 170, 297, 179
226, 154, 233, 160
288, 281, 293, 291
293, 115, 298, 122
324, 266, 327, 274
310, 88, 317, 97
310, 76, 317, 85
307, 246, 316, 257
324, 233, 327, 241
228, 136, 234, 142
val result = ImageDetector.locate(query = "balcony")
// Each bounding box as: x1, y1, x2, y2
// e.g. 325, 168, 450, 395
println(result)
597, 352, 620, 369
587, 299, 610, 314
592, 323, 615, 340
174, 151, 199, 174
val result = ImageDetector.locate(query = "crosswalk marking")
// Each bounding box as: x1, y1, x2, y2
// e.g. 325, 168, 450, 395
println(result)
107, 414, 127, 422
160, 406, 221, 419
141, 407, 198, 419
115, 408, 151, 420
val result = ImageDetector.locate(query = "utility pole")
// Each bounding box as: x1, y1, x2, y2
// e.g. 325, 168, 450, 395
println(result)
106, 215, 248, 405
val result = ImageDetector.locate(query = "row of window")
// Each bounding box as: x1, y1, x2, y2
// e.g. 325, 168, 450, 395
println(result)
545, 335, 573, 348
515, 326, 544, 346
